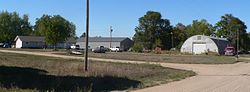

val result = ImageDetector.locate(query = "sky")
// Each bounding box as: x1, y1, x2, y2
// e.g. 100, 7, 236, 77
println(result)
0, 0, 250, 38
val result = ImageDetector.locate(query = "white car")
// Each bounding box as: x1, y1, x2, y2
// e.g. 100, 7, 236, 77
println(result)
110, 47, 121, 52
70, 45, 80, 49
71, 50, 83, 55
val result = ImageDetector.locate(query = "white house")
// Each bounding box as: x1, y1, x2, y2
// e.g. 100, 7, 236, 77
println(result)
14, 36, 76, 49
181, 35, 229, 55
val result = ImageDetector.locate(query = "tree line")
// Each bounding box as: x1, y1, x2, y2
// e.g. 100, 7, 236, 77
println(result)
0, 11, 76, 48
133, 11, 250, 52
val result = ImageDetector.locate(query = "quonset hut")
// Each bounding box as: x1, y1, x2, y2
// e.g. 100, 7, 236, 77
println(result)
181, 35, 229, 55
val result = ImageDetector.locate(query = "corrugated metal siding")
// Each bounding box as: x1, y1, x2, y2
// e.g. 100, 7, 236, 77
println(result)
77, 37, 128, 42
181, 35, 229, 55
76, 42, 120, 49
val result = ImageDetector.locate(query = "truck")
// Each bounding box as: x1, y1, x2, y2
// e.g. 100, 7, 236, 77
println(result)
93, 46, 106, 53
224, 46, 235, 56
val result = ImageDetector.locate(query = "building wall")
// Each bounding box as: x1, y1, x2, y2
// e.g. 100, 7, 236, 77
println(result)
120, 38, 133, 51
181, 35, 219, 54
77, 42, 120, 49
15, 39, 22, 48
21, 41, 45, 48
15, 39, 75, 49
211, 39, 229, 54
55, 42, 75, 49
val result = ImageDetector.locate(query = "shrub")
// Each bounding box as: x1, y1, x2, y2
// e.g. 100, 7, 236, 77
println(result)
132, 43, 143, 52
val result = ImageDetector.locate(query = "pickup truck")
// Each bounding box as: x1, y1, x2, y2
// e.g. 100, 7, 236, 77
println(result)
93, 46, 106, 53
224, 46, 235, 56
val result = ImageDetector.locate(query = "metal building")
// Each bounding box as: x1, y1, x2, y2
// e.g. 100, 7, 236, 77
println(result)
76, 37, 133, 51
181, 35, 229, 55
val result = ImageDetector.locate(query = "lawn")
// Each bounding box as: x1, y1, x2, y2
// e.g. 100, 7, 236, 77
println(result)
0, 52, 195, 92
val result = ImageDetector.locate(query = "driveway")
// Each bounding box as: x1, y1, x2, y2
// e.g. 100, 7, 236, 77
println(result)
0, 49, 250, 92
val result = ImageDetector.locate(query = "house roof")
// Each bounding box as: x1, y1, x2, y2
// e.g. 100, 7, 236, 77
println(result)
210, 36, 228, 41
15, 36, 45, 42
65, 37, 77, 43
77, 37, 130, 42
193, 35, 228, 41
14, 36, 76, 43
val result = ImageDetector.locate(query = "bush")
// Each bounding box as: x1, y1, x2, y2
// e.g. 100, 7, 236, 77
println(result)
132, 43, 143, 52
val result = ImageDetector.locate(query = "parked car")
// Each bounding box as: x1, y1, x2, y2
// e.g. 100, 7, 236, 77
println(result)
224, 46, 235, 56
0, 43, 4, 48
110, 47, 121, 52
0, 43, 11, 48
71, 50, 83, 55
93, 46, 106, 53
70, 45, 80, 50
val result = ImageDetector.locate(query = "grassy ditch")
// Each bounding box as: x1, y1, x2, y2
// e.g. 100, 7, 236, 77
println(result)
0, 52, 195, 91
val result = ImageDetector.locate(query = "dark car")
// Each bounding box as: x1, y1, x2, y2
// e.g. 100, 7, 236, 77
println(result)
93, 46, 106, 53
0, 43, 4, 48
0, 43, 11, 48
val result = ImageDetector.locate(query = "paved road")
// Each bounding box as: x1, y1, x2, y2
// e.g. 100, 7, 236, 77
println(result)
1, 49, 250, 92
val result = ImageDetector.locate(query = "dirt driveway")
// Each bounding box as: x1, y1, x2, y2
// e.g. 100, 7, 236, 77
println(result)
1, 49, 250, 92
136, 62, 250, 92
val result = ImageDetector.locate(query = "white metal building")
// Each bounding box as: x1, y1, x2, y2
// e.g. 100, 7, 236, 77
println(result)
181, 35, 229, 55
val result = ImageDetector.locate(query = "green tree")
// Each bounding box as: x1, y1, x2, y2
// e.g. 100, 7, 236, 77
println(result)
172, 23, 188, 49
132, 42, 143, 52
186, 19, 214, 37
0, 11, 32, 42
34, 15, 76, 49
215, 14, 249, 50
34, 15, 51, 36
133, 11, 172, 50
21, 15, 33, 35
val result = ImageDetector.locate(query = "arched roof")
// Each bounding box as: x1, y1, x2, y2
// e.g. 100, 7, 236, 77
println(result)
181, 35, 229, 54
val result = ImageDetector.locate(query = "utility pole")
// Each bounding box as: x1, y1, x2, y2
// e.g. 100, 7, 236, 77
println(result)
84, 0, 89, 71
171, 32, 174, 48
110, 26, 113, 48
236, 29, 239, 61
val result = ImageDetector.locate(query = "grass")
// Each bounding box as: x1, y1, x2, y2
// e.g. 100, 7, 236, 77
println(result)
0, 48, 65, 52
54, 51, 237, 64
0, 52, 195, 91
236, 54, 250, 63
1, 48, 238, 64
0, 87, 36, 92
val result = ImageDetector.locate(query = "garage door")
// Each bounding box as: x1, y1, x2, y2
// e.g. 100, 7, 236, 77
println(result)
193, 44, 207, 54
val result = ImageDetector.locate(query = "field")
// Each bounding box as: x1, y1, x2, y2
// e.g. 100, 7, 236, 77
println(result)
1, 48, 238, 64
0, 52, 195, 92
0, 48, 239, 64
53, 51, 237, 64
88, 52, 238, 64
